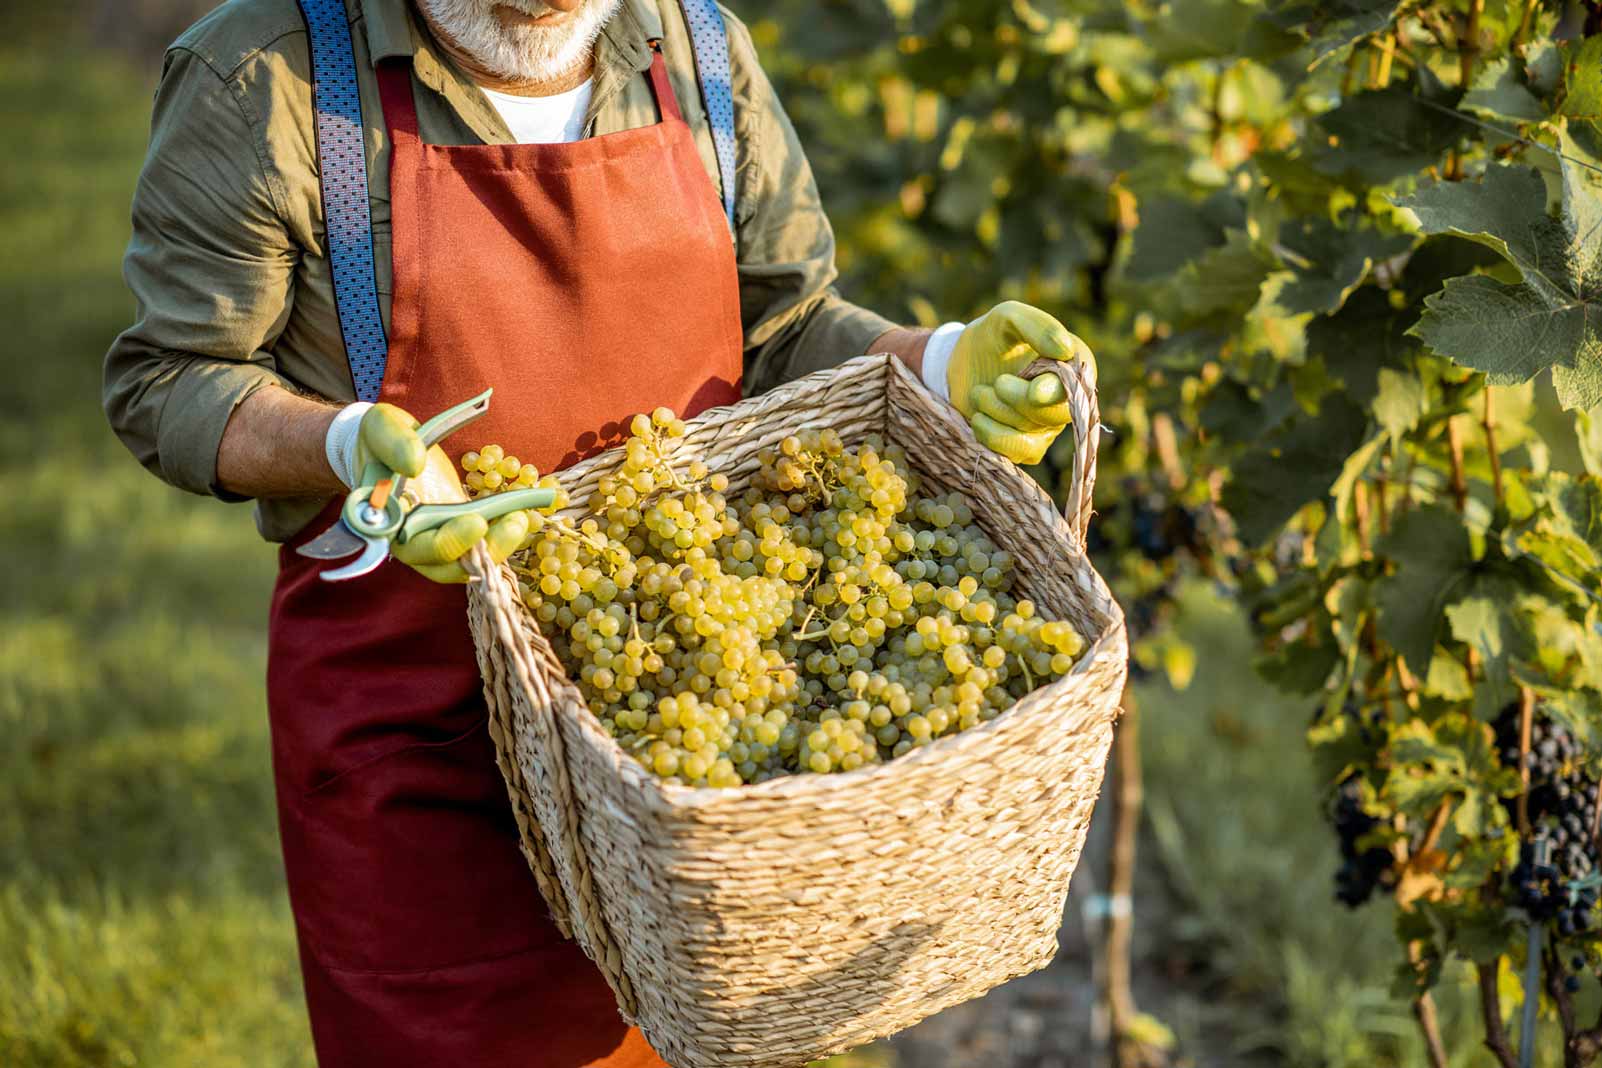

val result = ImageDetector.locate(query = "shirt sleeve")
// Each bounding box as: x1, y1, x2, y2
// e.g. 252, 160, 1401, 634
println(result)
103, 46, 299, 500
724, 12, 896, 396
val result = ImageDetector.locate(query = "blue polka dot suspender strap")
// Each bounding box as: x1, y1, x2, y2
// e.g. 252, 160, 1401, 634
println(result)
678, 0, 739, 238
295, 0, 389, 403
293, 0, 733, 398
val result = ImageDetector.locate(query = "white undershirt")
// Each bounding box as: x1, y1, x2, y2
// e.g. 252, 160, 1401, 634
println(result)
481, 79, 594, 144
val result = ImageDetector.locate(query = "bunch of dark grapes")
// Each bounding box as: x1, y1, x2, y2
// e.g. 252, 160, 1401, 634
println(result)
1329, 774, 1395, 908
1086, 476, 1232, 654
1494, 702, 1601, 935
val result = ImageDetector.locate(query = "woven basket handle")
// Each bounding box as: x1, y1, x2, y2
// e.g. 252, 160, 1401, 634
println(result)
1018, 354, 1099, 549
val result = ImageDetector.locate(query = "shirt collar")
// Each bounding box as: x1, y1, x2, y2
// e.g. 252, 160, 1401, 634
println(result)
360, 0, 415, 64
591, 0, 658, 119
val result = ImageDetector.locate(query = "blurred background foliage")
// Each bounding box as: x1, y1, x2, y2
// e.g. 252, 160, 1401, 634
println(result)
0, 0, 1563, 1064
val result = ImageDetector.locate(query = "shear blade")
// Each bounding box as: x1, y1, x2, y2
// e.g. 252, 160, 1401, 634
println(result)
320, 536, 391, 582
297, 519, 368, 560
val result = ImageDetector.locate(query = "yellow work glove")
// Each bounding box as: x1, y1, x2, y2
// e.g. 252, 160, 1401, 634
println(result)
352, 403, 529, 584
941, 301, 1092, 466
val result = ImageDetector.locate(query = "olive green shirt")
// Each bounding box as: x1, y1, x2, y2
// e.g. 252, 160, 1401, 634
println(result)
104, 0, 895, 541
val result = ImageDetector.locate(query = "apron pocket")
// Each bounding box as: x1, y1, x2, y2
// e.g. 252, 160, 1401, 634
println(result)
282, 719, 561, 974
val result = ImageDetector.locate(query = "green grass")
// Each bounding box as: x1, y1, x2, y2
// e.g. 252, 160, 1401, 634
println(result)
0, 22, 1569, 1068
0, 41, 308, 1067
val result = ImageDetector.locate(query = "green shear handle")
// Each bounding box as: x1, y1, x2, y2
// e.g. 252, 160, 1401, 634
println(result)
299, 389, 554, 582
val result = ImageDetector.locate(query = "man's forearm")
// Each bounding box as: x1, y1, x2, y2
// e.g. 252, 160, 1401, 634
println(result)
870, 326, 933, 379
216, 386, 344, 499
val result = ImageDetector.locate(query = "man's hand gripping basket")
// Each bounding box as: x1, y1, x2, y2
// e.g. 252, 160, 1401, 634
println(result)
466, 353, 1128, 1067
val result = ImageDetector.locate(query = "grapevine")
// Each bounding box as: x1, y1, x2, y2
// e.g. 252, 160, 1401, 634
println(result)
748, 0, 1602, 1062
467, 410, 1085, 787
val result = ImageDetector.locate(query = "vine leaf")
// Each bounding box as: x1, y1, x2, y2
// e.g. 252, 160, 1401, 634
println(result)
1399, 163, 1602, 409
1405, 273, 1578, 382
1264, 218, 1413, 316
1331, 432, 1386, 533
1312, 77, 1464, 186
1307, 286, 1420, 406
1177, 229, 1274, 315
1266, 0, 1404, 65
1395, 849, 1449, 908
1375, 505, 1473, 675
1450, 907, 1520, 964
1144, 0, 1259, 63
1518, 473, 1602, 574
1461, 57, 1546, 123
1221, 393, 1368, 544
1372, 368, 1425, 439
1560, 37, 1602, 157
1200, 379, 1297, 442
1444, 594, 1522, 711
1424, 652, 1474, 701
1255, 631, 1339, 693
1521, 595, 1602, 691
1543, 690, 1602, 748
1570, 408, 1602, 478
1123, 191, 1243, 282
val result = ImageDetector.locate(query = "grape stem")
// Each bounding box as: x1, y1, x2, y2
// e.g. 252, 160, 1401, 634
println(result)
1393, 656, 1421, 711
1016, 653, 1034, 692
1407, 940, 1450, 1068
1518, 687, 1535, 837
1341, 42, 1363, 96
1591, 779, 1602, 853
1513, 0, 1539, 51
1478, 959, 1520, 1068
1545, 941, 1578, 1044
1459, 0, 1484, 88
1150, 413, 1185, 490
1418, 799, 1452, 857
642, 428, 693, 493
1372, 31, 1397, 88
1447, 417, 1469, 513
1521, 923, 1542, 1068
1354, 479, 1373, 559
1484, 389, 1504, 506
1375, 469, 1391, 536
793, 604, 818, 639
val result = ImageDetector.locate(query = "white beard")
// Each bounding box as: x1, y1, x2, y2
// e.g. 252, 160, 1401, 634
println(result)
420, 0, 622, 83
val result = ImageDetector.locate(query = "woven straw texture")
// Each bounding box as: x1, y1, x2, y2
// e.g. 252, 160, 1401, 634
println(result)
465, 354, 1128, 1068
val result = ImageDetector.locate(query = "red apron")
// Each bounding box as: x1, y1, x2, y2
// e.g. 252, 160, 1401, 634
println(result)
267, 44, 742, 1067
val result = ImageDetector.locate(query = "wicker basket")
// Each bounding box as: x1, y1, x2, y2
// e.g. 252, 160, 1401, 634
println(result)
465, 353, 1128, 1068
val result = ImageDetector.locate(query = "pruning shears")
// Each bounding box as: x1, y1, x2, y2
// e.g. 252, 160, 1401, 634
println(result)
296, 389, 554, 582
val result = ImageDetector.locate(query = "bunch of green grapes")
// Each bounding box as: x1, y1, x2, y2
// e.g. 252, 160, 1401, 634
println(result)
473, 407, 1085, 788
458, 444, 567, 505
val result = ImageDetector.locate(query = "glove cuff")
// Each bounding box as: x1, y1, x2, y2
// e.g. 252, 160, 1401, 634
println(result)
919, 321, 968, 404
324, 401, 374, 489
